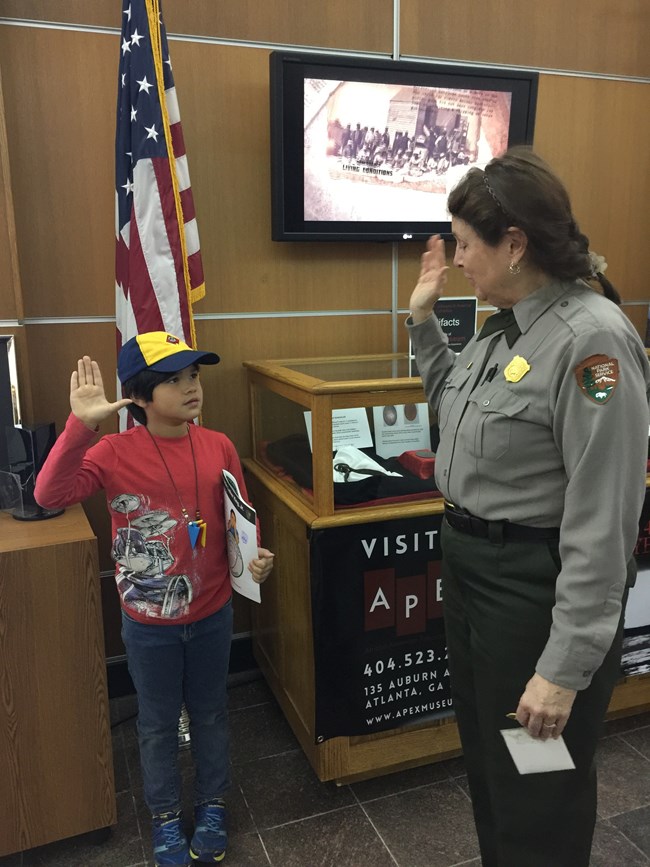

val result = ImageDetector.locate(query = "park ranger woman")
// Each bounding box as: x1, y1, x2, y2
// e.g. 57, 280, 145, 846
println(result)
407, 148, 650, 867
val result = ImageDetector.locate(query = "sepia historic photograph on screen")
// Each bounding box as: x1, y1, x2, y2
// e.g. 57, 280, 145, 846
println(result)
304, 79, 512, 224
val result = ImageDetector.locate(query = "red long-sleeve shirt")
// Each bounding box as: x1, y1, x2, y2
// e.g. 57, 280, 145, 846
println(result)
35, 413, 251, 625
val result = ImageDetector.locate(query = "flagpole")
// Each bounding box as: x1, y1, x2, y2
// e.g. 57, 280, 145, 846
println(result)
145, 0, 199, 351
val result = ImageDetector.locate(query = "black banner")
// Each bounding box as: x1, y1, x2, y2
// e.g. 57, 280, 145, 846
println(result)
624, 490, 650, 676
310, 513, 451, 740
433, 297, 477, 352
309, 495, 650, 740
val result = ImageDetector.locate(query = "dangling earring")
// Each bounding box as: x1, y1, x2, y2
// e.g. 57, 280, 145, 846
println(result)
508, 260, 521, 276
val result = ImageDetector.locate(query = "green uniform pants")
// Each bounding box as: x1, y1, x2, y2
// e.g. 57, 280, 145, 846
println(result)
441, 520, 626, 867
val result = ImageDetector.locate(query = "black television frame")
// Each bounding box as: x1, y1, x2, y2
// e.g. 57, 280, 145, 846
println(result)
270, 51, 538, 242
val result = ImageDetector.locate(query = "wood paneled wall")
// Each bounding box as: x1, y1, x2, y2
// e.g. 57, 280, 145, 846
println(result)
0, 0, 395, 54
0, 0, 648, 649
0, 65, 21, 322
400, 0, 649, 79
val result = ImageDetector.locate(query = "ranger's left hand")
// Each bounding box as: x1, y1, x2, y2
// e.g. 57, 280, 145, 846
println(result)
515, 672, 577, 739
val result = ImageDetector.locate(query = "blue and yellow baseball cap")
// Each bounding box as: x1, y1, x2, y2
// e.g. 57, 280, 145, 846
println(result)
118, 332, 220, 384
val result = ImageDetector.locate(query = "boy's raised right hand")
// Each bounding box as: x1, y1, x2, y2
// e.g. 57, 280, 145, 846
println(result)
71, 356, 132, 429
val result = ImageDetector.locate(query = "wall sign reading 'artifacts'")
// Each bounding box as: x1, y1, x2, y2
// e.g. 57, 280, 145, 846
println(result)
310, 513, 451, 740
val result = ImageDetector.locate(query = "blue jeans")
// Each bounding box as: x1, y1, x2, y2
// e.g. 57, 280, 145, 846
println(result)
121, 601, 233, 815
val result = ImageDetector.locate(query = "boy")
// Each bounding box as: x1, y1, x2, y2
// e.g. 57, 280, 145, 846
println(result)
35, 332, 274, 866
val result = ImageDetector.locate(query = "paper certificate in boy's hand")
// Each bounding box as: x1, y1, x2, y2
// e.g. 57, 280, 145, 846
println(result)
222, 469, 261, 603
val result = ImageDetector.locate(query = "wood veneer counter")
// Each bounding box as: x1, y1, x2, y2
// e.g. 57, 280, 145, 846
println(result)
0, 503, 94, 553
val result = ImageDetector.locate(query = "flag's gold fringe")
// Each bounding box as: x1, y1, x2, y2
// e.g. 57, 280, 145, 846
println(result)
190, 283, 206, 303
146, 0, 199, 351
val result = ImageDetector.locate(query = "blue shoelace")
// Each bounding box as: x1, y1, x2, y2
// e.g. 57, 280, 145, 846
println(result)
154, 817, 184, 850
198, 805, 225, 834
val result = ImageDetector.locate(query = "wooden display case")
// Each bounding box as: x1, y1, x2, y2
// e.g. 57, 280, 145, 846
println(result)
244, 353, 439, 521
243, 354, 650, 784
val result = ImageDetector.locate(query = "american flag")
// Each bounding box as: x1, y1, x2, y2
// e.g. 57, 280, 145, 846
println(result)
115, 0, 205, 424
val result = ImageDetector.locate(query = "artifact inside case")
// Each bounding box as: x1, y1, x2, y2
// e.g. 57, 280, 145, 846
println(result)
246, 357, 444, 509
262, 430, 439, 506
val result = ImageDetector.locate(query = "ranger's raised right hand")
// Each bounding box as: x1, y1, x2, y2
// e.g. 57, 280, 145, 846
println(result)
408, 234, 449, 324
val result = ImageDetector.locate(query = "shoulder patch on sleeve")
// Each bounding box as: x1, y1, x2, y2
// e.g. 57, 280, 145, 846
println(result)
574, 354, 619, 404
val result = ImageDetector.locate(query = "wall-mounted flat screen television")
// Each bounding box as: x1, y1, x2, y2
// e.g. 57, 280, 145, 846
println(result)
270, 51, 538, 242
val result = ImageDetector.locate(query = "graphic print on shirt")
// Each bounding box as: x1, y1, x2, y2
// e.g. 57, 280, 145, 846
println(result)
110, 493, 193, 619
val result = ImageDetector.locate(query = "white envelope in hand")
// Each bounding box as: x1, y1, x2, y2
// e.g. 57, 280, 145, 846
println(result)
501, 728, 575, 775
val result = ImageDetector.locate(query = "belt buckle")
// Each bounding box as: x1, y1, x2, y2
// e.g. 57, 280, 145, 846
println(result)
450, 510, 471, 534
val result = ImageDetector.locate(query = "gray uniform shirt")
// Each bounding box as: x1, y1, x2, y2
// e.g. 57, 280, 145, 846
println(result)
408, 279, 650, 690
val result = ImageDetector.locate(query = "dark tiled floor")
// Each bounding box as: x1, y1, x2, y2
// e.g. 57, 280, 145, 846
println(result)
2, 677, 649, 866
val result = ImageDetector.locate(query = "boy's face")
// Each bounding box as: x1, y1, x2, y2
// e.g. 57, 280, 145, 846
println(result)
135, 364, 203, 432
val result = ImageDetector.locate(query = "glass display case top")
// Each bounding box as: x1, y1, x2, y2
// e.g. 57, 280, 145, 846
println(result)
246, 354, 416, 388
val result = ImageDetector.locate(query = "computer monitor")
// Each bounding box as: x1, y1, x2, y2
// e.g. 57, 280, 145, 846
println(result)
0, 335, 21, 472
5, 423, 63, 520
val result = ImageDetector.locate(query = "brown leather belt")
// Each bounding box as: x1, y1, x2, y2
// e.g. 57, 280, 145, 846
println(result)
444, 502, 560, 543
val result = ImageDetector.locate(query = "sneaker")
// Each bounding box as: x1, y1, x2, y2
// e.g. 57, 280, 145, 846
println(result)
190, 798, 227, 863
152, 810, 191, 867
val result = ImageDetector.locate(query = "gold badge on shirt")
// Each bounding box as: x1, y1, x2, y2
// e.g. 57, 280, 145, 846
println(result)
504, 356, 531, 383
